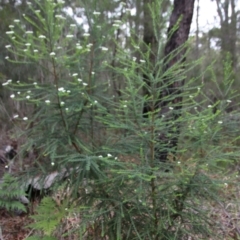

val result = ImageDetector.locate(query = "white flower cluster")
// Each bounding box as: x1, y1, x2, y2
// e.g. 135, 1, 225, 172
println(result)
93, 11, 100, 15
76, 43, 82, 50
6, 31, 14, 35
58, 87, 66, 92
58, 87, 71, 93
98, 154, 118, 160
2, 79, 12, 86
100, 46, 108, 51
112, 19, 122, 27
83, 33, 90, 37
39, 35, 46, 39
55, 14, 66, 20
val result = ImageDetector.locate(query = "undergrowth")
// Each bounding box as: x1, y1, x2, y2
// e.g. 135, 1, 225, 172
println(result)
1, 0, 240, 239
0, 174, 26, 213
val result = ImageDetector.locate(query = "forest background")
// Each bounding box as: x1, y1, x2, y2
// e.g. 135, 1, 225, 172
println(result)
1, 0, 240, 240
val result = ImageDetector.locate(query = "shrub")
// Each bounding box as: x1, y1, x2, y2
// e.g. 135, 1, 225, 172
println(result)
3, 0, 240, 239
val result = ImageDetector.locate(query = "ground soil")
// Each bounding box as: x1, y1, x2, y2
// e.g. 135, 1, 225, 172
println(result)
0, 209, 33, 240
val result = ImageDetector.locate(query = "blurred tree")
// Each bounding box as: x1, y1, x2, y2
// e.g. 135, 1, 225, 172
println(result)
0, 1, 29, 126
195, 0, 200, 58
0, 0, 80, 125
143, 0, 195, 162
215, 0, 238, 68
142, 0, 171, 116
199, 0, 239, 111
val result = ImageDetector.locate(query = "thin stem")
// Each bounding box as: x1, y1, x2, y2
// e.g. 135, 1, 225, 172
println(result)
51, 57, 82, 154
150, 108, 158, 237
88, 43, 95, 150
72, 42, 95, 150
51, 57, 67, 130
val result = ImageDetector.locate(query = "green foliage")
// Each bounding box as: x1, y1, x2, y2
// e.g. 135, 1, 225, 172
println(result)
26, 236, 57, 240
0, 174, 26, 212
28, 196, 66, 236
2, 0, 240, 239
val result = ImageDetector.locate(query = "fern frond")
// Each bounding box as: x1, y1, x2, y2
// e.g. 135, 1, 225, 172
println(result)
0, 174, 26, 212
28, 196, 66, 236
25, 236, 57, 240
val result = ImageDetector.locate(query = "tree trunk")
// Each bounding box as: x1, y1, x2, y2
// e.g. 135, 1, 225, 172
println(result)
195, 0, 200, 58
142, 0, 171, 117
157, 0, 195, 163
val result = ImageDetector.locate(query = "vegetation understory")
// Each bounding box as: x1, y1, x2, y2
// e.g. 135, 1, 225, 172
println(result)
0, 135, 240, 240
